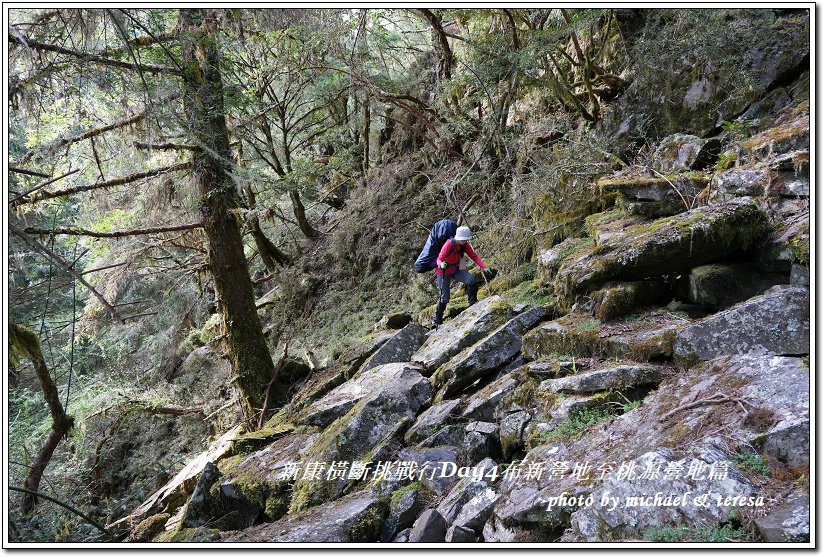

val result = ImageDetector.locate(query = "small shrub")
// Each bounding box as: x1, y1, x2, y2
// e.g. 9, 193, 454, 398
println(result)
732, 452, 771, 477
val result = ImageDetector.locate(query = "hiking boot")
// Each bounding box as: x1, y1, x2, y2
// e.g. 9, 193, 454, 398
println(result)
433, 301, 446, 328
467, 283, 478, 306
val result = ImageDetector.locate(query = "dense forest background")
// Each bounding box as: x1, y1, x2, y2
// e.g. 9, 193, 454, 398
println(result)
6, 8, 810, 543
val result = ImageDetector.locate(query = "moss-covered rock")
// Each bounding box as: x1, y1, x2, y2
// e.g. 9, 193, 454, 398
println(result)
674, 284, 809, 366
154, 527, 222, 543
222, 490, 388, 542
553, 200, 770, 310
125, 513, 170, 543
598, 172, 710, 218
584, 209, 649, 246
522, 309, 686, 361
652, 134, 722, 172
591, 280, 671, 321
678, 263, 788, 310
288, 363, 433, 512
538, 237, 591, 284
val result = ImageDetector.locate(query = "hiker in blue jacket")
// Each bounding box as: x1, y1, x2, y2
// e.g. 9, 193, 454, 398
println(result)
433, 226, 487, 327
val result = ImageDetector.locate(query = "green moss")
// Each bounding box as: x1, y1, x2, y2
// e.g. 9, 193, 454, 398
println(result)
349, 505, 386, 542
788, 234, 810, 266
154, 527, 221, 543
390, 481, 424, 509
577, 319, 601, 332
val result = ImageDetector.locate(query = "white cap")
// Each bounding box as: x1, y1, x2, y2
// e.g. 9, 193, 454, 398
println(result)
455, 226, 471, 241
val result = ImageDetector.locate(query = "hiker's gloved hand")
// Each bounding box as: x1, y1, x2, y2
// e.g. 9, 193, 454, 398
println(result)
482, 267, 497, 281
440, 261, 448, 270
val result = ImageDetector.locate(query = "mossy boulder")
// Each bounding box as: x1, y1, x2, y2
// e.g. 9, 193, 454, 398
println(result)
553, 200, 770, 310
674, 284, 809, 366
584, 209, 649, 246
461, 374, 519, 422
538, 237, 590, 284
598, 172, 710, 218
652, 134, 722, 172
678, 263, 788, 310
289, 363, 433, 512
591, 280, 671, 321
743, 109, 809, 161
522, 309, 686, 362
125, 513, 170, 543
412, 296, 512, 373
711, 168, 770, 199
218, 432, 320, 523
433, 306, 546, 401
540, 363, 664, 395
223, 490, 388, 542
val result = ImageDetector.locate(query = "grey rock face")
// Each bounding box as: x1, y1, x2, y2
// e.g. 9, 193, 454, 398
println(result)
567, 447, 756, 542
461, 375, 518, 422
397, 446, 460, 495
554, 200, 770, 306
436, 458, 500, 526
499, 411, 532, 460
674, 285, 810, 365
769, 170, 810, 197
445, 525, 477, 542
679, 263, 788, 310
434, 307, 545, 399
223, 491, 386, 542
381, 488, 424, 542
712, 169, 769, 197
755, 490, 810, 543
412, 296, 510, 373
538, 237, 587, 283
652, 134, 721, 172
299, 362, 431, 428
408, 509, 448, 543
541, 364, 663, 394
790, 263, 810, 286
290, 364, 433, 510
404, 399, 462, 444
449, 488, 500, 535
359, 323, 427, 375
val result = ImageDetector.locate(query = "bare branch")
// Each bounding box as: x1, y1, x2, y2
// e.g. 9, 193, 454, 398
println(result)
22, 222, 203, 239
9, 166, 50, 178
10, 223, 124, 323
9, 33, 182, 75
11, 162, 192, 207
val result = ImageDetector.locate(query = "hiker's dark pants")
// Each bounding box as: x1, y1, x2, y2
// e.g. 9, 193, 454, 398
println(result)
435, 270, 478, 323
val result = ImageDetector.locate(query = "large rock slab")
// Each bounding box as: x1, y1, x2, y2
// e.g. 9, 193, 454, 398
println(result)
539, 237, 590, 283
358, 323, 427, 376
591, 280, 671, 320
652, 134, 722, 172
408, 509, 448, 542
584, 210, 649, 246
433, 307, 546, 400
598, 172, 710, 217
289, 363, 433, 511
674, 285, 809, 365
711, 168, 769, 198
412, 296, 511, 373
285, 332, 396, 415
523, 309, 687, 362
436, 458, 500, 525
553, 200, 770, 309
494, 352, 809, 534
217, 432, 318, 522
404, 399, 462, 444
461, 374, 518, 422
755, 490, 810, 543
298, 361, 429, 428
222, 490, 387, 542
116, 426, 243, 528
541, 363, 663, 394
566, 447, 756, 542
679, 263, 788, 310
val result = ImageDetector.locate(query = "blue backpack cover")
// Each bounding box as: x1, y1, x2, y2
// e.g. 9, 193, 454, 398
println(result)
414, 219, 458, 273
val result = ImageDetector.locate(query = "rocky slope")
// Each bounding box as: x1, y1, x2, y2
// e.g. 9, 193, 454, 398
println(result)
113, 90, 810, 543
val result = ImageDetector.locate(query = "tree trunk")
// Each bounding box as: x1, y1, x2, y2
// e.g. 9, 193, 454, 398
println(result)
243, 184, 291, 270
179, 8, 277, 420
11, 324, 73, 514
